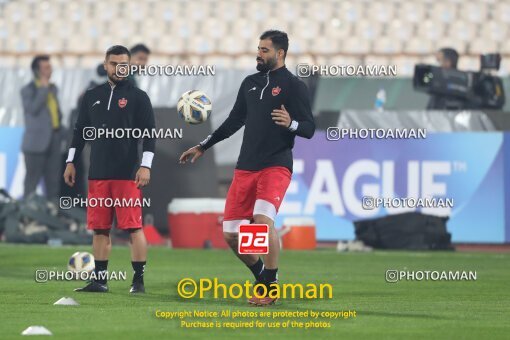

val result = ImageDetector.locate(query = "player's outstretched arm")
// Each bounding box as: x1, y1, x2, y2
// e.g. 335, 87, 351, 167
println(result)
179, 145, 204, 164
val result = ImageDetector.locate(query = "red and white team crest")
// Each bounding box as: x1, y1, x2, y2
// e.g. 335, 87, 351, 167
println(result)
238, 224, 269, 254
118, 98, 127, 108
272, 86, 281, 96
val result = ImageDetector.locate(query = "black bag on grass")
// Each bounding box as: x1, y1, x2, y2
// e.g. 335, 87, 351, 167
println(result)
354, 212, 452, 250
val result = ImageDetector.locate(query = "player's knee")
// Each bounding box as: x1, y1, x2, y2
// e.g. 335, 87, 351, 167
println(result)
127, 228, 142, 234
253, 214, 273, 226
223, 232, 238, 248
94, 229, 110, 236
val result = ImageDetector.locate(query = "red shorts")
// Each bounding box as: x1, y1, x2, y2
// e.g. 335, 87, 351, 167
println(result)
223, 166, 291, 232
87, 180, 143, 230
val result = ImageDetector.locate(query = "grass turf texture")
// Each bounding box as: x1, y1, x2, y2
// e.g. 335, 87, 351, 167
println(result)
0, 244, 509, 339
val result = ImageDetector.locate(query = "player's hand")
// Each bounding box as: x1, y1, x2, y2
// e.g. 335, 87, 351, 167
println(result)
135, 167, 150, 188
63, 163, 76, 187
271, 104, 292, 128
179, 145, 204, 164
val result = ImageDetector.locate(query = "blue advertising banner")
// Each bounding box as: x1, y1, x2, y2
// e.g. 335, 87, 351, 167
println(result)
503, 133, 510, 243
278, 132, 506, 243
0, 127, 24, 198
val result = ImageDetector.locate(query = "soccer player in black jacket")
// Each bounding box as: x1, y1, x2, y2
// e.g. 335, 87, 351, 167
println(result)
180, 30, 315, 305
63, 45, 155, 293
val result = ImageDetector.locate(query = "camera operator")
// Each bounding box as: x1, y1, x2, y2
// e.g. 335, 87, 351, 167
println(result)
426, 48, 467, 110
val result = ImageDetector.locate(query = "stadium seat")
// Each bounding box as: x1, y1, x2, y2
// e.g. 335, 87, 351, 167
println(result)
5, 36, 31, 53
293, 18, 321, 41
96, 36, 128, 53
201, 18, 228, 40
124, 1, 149, 22
372, 37, 403, 54
219, 36, 249, 55
415, 20, 446, 41
0, 0, 507, 70
288, 38, 308, 54
311, 36, 339, 54
500, 41, 510, 54
66, 36, 94, 53
182, 1, 209, 21
307, 2, 333, 22
430, 2, 458, 23
187, 36, 216, 55
355, 20, 382, 41
404, 38, 433, 54
152, 1, 180, 22
339, 37, 371, 54
169, 19, 197, 39
325, 21, 353, 40
400, 2, 426, 23
386, 20, 414, 42
479, 21, 508, 43
338, 2, 364, 23
275, 1, 301, 21
152, 36, 184, 54
493, 2, 510, 23
460, 2, 488, 23
139, 19, 166, 40
3, 2, 29, 24
450, 21, 478, 42
368, 1, 396, 24
215, 0, 242, 22
260, 18, 288, 34
231, 19, 258, 40
243, 2, 271, 22
469, 39, 498, 54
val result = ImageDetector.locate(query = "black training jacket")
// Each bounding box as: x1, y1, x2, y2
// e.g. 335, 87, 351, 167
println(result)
68, 80, 155, 180
201, 65, 315, 172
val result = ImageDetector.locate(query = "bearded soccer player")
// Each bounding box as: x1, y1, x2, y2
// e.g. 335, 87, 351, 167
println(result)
63, 45, 156, 293
179, 30, 315, 305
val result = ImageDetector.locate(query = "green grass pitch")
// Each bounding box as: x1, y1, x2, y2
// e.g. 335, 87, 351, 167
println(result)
0, 244, 509, 339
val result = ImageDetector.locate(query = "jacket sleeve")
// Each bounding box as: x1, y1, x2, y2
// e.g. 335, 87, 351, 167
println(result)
137, 91, 156, 168
66, 91, 90, 163
20, 84, 49, 117
287, 79, 315, 139
200, 80, 247, 150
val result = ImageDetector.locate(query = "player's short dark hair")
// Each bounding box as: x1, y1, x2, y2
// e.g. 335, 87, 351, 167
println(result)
130, 43, 151, 55
439, 47, 459, 69
260, 30, 289, 59
31, 54, 50, 77
105, 45, 131, 59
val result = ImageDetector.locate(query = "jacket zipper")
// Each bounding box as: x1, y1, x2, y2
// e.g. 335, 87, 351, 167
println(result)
260, 71, 270, 100
107, 84, 115, 110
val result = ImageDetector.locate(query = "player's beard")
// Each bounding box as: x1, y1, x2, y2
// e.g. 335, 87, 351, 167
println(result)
256, 55, 277, 72
108, 72, 125, 85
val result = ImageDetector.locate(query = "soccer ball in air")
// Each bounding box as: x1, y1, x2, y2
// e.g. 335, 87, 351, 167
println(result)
68, 251, 95, 273
177, 90, 212, 124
